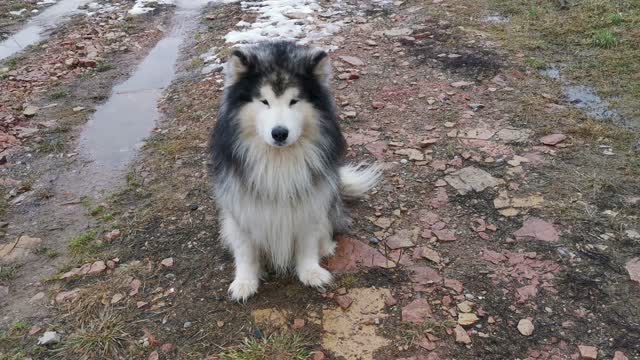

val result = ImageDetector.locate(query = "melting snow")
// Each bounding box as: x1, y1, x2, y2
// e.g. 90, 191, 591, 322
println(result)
224, 0, 341, 45
129, 0, 175, 15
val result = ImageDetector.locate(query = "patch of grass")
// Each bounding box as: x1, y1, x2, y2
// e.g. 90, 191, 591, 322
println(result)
33, 188, 54, 201
48, 91, 68, 101
9, 321, 27, 333
0, 265, 19, 282
36, 139, 66, 154
68, 231, 98, 257
591, 29, 618, 48
56, 309, 130, 360
95, 63, 114, 73
34, 246, 60, 258
222, 334, 311, 360
524, 57, 546, 69
609, 13, 623, 25
340, 274, 358, 288
89, 205, 106, 217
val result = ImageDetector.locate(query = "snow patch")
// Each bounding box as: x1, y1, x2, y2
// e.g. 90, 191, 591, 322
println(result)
224, 0, 341, 45
9, 9, 28, 16
128, 0, 174, 15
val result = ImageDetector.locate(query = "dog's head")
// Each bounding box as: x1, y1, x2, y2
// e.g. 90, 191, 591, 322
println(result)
224, 41, 332, 148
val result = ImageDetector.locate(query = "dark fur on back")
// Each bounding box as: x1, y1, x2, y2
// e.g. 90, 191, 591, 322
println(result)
208, 41, 346, 193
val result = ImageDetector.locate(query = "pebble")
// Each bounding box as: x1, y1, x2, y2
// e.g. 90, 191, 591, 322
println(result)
517, 319, 534, 336
578, 345, 598, 359
454, 325, 471, 344
161, 257, 174, 267
38, 331, 61, 345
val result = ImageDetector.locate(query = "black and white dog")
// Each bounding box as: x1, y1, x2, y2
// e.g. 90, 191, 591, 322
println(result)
209, 41, 380, 301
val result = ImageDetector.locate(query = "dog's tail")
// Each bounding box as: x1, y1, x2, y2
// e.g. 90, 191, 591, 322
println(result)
339, 163, 382, 199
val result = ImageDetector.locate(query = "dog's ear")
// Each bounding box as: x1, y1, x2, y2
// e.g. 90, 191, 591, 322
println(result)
225, 49, 251, 85
309, 50, 331, 86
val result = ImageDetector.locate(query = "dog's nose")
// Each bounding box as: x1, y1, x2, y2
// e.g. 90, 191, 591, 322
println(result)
271, 126, 289, 143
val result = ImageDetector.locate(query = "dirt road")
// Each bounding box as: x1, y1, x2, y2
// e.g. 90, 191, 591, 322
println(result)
1, 1, 639, 359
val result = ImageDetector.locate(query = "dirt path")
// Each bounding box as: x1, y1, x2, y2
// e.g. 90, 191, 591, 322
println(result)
1, 1, 639, 359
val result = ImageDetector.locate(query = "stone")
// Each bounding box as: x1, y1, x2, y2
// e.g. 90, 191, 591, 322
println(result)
444, 278, 464, 293
402, 299, 432, 324
513, 217, 559, 242
433, 229, 456, 242
577, 345, 598, 359
30, 292, 46, 303
415, 247, 441, 264
386, 228, 419, 249
104, 229, 121, 242
160, 257, 174, 267
335, 295, 353, 310
383, 28, 412, 37
55, 288, 80, 303
0, 235, 43, 261
454, 325, 471, 344
444, 166, 503, 195
371, 101, 385, 109
517, 319, 534, 336
613, 351, 628, 360
540, 133, 567, 146
457, 301, 473, 313
0, 286, 8, 299
111, 293, 124, 304
292, 318, 305, 329
23, 106, 39, 117
38, 331, 61, 345
312, 351, 326, 360
87, 260, 107, 275
458, 313, 479, 326
625, 258, 640, 284
451, 81, 474, 88
495, 128, 532, 143
395, 148, 424, 161
339, 55, 365, 66
326, 235, 395, 273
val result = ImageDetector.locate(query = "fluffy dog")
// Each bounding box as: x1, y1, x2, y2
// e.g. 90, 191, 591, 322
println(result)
209, 41, 380, 301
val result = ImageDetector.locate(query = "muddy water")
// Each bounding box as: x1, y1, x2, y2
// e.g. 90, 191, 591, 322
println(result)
541, 66, 627, 125
73, 5, 210, 196
0, 0, 91, 61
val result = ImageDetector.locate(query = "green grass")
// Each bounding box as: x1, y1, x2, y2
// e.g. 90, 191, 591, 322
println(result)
95, 63, 114, 73
609, 13, 623, 25
9, 322, 27, 333
34, 246, 60, 259
48, 91, 68, 101
592, 29, 618, 48
36, 139, 66, 154
68, 231, 98, 257
0, 265, 19, 282
222, 334, 311, 360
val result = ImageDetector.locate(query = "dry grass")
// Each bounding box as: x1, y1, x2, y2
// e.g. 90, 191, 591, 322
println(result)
221, 334, 311, 360
55, 309, 131, 360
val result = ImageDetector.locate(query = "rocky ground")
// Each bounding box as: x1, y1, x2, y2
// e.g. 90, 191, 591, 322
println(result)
1, 0, 639, 359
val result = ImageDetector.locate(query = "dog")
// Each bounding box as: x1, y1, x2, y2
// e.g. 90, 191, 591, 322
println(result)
208, 41, 381, 301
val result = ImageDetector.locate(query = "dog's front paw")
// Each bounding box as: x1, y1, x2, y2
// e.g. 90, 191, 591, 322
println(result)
228, 278, 259, 302
297, 265, 333, 288
320, 239, 337, 258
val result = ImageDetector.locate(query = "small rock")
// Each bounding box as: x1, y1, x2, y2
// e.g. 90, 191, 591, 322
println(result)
444, 278, 464, 293
29, 292, 45, 303
540, 133, 566, 146
371, 101, 385, 109
402, 299, 432, 324
625, 258, 640, 284
385, 295, 397, 306
183, 321, 192, 329
457, 301, 473, 313
87, 260, 107, 275
312, 351, 326, 360
517, 319, 534, 336
161, 257, 174, 267
513, 217, 559, 242
38, 331, 61, 345
451, 81, 474, 88
104, 229, 121, 242
55, 288, 80, 303
148, 351, 159, 360
29, 326, 43, 336
72, 106, 85, 112
454, 325, 471, 344
444, 166, 504, 195
217, 320, 224, 328
578, 345, 598, 359
339, 55, 365, 66
160, 343, 174, 352
335, 295, 353, 309
395, 148, 425, 161
292, 318, 305, 329
458, 313, 479, 326
111, 293, 125, 304
613, 351, 628, 360
23, 106, 39, 117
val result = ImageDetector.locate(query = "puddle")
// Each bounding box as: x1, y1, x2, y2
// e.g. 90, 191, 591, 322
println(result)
0, 0, 91, 61
70, 1, 213, 196
541, 66, 626, 125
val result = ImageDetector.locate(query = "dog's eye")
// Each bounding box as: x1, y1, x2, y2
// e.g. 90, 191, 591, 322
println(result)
260, 99, 269, 106
290, 99, 299, 106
